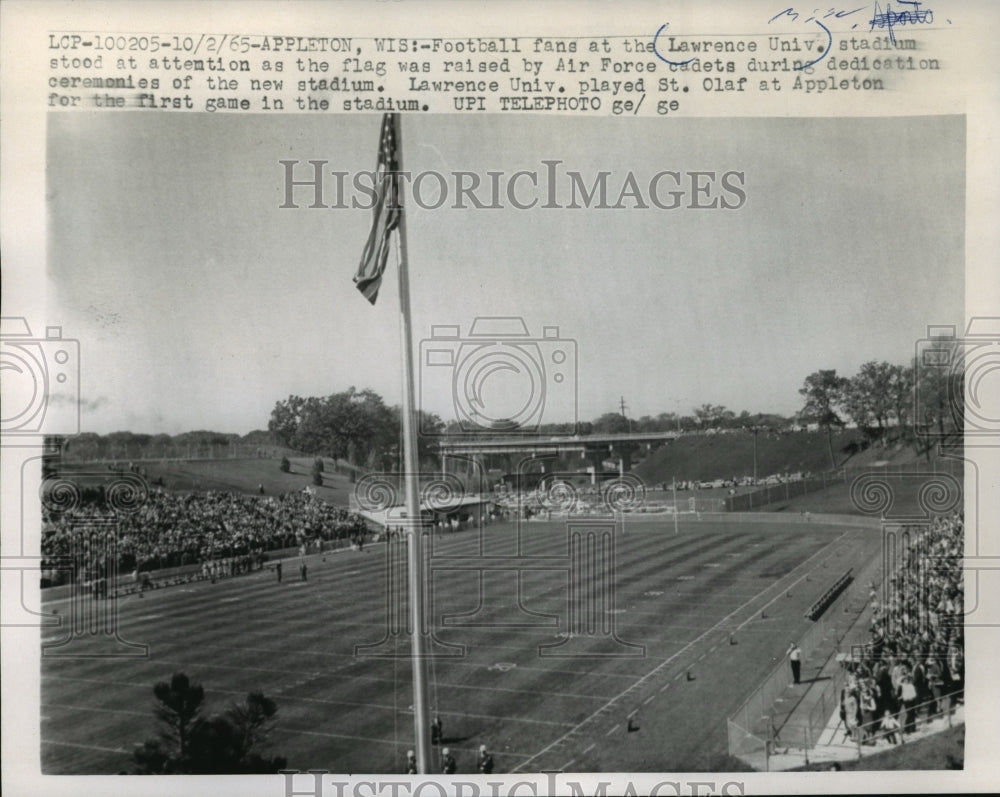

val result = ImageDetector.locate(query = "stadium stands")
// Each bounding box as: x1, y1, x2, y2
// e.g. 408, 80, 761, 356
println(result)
840, 512, 964, 741
41, 489, 368, 586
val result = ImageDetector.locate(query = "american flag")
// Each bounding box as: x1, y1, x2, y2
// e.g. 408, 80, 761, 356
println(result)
353, 113, 401, 304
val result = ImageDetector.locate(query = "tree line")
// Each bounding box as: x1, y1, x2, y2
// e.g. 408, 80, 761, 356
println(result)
56, 332, 964, 475
800, 335, 963, 467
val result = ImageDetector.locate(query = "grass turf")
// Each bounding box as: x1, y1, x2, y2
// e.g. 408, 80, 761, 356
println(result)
40, 517, 883, 774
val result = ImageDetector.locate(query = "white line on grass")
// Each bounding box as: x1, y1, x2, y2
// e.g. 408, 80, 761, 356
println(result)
42, 702, 147, 718
43, 739, 129, 755
44, 675, 575, 726
511, 527, 853, 772
277, 726, 531, 758
151, 658, 609, 701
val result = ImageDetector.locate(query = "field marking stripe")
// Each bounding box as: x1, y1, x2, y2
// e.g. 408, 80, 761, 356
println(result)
43, 675, 573, 726
731, 528, 858, 633
511, 527, 853, 772
151, 657, 611, 701
42, 702, 147, 717
279, 727, 535, 758
606, 724, 620, 736
42, 739, 129, 754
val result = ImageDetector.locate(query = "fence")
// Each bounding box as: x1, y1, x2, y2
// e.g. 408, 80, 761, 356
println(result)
775, 691, 961, 769
726, 575, 862, 765
726, 537, 885, 768
724, 472, 846, 512
698, 512, 882, 528
723, 459, 964, 512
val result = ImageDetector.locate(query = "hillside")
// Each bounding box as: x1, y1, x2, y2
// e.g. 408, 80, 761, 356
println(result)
633, 429, 937, 486
60, 456, 357, 505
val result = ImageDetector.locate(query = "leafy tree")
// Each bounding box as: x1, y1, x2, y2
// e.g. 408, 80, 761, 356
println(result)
279, 456, 291, 473
134, 674, 286, 774
225, 691, 282, 765
268, 395, 307, 448
132, 738, 173, 774
592, 412, 631, 434
693, 404, 734, 428
889, 363, 915, 440
843, 361, 897, 444
151, 672, 205, 765
914, 334, 964, 446
799, 369, 849, 469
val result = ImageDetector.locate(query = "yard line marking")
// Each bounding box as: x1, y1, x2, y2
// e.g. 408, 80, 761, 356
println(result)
627, 708, 638, 718
731, 528, 856, 634
43, 675, 570, 725
151, 658, 610, 701
659, 683, 670, 693
42, 702, 147, 718
643, 695, 655, 705
43, 739, 129, 755
511, 527, 852, 772
141, 638, 643, 682
582, 743, 596, 755
606, 724, 620, 736
279, 727, 537, 757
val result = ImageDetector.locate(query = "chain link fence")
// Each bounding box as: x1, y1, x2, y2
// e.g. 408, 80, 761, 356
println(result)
723, 459, 963, 512
727, 532, 885, 769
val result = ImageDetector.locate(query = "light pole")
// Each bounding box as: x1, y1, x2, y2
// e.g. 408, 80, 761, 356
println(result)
748, 425, 763, 485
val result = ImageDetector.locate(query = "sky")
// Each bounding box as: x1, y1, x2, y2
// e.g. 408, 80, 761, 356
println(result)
46, 112, 965, 435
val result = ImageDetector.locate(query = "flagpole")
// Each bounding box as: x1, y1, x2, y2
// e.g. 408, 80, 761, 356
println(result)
392, 113, 434, 774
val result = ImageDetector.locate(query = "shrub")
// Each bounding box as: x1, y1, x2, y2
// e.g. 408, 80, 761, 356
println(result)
279, 457, 291, 473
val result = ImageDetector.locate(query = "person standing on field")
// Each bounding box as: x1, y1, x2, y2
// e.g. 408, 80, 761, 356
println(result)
787, 642, 802, 685
477, 744, 494, 774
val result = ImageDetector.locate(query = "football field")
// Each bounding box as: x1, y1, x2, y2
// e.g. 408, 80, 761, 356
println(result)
40, 517, 882, 774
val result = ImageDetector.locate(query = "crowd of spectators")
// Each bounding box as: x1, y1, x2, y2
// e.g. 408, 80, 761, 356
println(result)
838, 512, 964, 743
41, 488, 369, 586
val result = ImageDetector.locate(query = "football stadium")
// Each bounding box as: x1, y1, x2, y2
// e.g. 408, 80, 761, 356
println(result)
39, 434, 964, 775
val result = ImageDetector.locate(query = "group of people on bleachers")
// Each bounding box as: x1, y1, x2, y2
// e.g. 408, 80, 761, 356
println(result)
41, 488, 368, 586
839, 512, 964, 744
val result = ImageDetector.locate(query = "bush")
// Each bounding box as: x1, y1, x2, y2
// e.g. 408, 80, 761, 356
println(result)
313, 457, 324, 473
279, 457, 291, 473
312, 471, 323, 487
